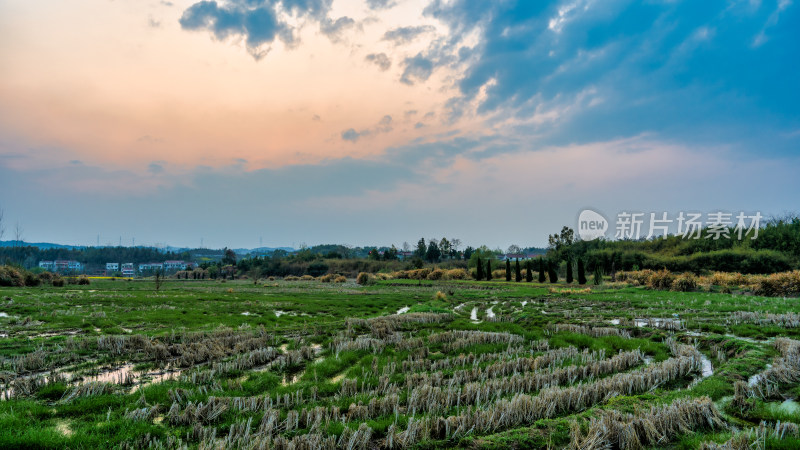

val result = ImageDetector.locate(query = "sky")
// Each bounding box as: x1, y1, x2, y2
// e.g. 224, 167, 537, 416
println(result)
0, 0, 798, 250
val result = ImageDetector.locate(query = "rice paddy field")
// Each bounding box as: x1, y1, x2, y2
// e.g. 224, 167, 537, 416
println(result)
2, 278, 800, 449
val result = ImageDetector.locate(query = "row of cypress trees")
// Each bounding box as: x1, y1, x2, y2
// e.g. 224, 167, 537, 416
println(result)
475, 257, 590, 284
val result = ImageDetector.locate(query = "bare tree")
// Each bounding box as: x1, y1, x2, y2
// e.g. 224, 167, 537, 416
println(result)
451, 238, 461, 253
154, 268, 164, 291
14, 221, 22, 245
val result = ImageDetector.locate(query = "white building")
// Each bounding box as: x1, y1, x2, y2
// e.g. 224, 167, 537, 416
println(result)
164, 260, 194, 271
106, 263, 119, 271
138, 262, 164, 273
121, 263, 135, 277
39, 260, 83, 273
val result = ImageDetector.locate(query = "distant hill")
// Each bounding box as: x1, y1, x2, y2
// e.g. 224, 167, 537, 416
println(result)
0, 240, 295, 254
233, 247, 296, 255
0, 240, 86, 250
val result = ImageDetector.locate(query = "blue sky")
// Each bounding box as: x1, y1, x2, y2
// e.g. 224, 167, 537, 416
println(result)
0, 0, 798, 249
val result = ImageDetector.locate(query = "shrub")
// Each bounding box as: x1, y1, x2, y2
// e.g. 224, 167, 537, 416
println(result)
77, 275, 91, 285
356, 272, 374, 285
427, 269, 444, 280
492, 269, 505, 280
307, 261, 329, 277
38, 271, 55, 284
284, 275, 300, 281
23, 272, 41, 287
300, 275, 314, 281
52, 277, 65, 287
0, 266, 24, 287
319, 274, 334, 283
444, 268, 468, 280
409, 268, 431, 280
647, 269, 675, 290
617, 269, 654, 286
672, 272, 697, 292
334, 275, 347, 283
753, 271, 800, 297
709, 271, 748, 287
433, 291, 447, 301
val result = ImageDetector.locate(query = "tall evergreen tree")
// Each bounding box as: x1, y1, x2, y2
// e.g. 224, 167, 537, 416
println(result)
525, 260, 533, 282
577, 258, 587, 285
538, 257, 546, 283
486, 260, 492, 281
505, 259, 511, 281
476, 257, 484, 281
548, 259, 558, 283
515, 258, 522, 282
593, 265, 603, 285
566, 258, 574, 284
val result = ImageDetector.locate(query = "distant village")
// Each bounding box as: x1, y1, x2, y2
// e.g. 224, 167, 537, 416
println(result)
38, 260, 195, 277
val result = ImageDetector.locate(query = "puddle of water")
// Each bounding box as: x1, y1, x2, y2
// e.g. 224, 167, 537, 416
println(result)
0, 312, 9, 318
396, 306, 410, 315
634, 318, 682, 329
454, 303, 465, 312
689, 354, 714, 388
773, 399, 800, 414
486, 307, 496, 319
132, 370, 182, 391
609, 319, 620, 325
724, 334, 766, 344
31, 330, 82, 339
470, 307, 479, 323
700, 355, 714, 377
275, 310, 287, 318
241, 312, 252, 316
749, 364, 772, 386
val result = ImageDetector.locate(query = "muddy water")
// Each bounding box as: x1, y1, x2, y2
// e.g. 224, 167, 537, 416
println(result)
689, 353, 714, 388
749, 364, 773, 386
470, 307, 479, 323
2, 364, 184, 400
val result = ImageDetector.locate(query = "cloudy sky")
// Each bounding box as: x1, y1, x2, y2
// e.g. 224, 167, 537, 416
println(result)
1, 0, 798, 249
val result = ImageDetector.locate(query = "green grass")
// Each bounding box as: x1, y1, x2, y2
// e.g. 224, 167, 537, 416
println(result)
1, 278, 799, 448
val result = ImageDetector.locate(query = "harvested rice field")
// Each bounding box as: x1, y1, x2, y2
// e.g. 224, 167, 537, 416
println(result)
2, 278, 800, 449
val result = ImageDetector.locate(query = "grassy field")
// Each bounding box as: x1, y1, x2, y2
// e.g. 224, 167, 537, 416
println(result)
1, 278, 800, 449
